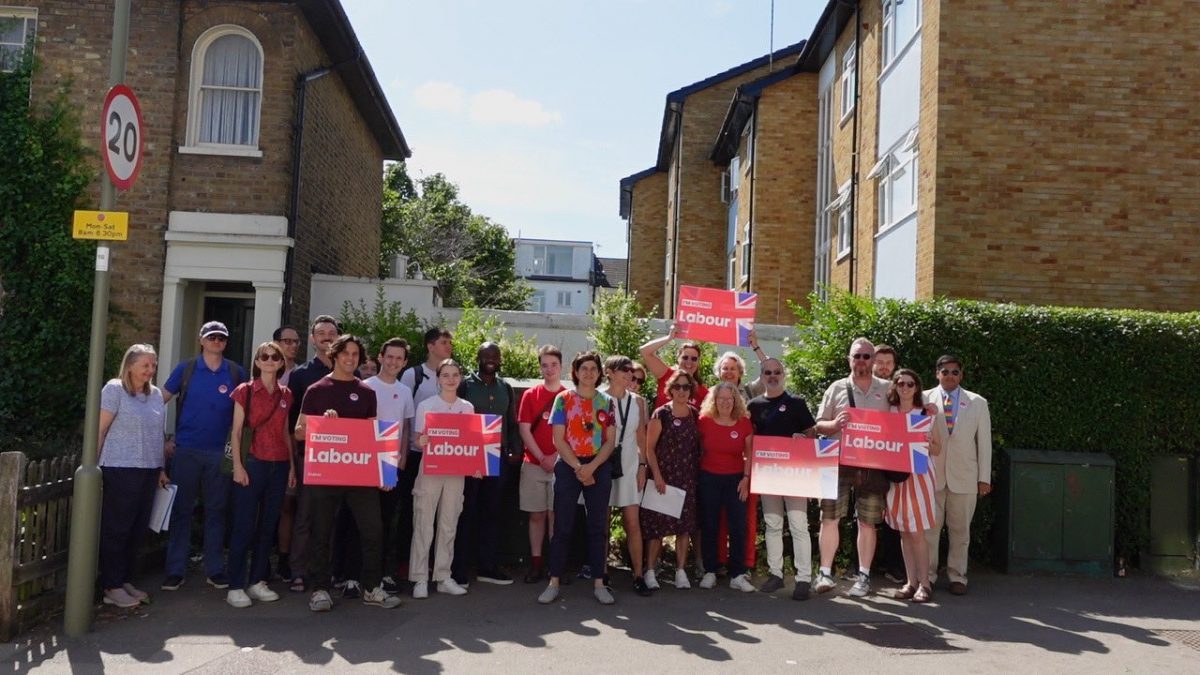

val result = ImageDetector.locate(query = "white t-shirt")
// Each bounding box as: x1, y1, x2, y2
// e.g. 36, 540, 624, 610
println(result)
413, 395, 475, 454
364, 376, 416, 424
399, 363, 440, 410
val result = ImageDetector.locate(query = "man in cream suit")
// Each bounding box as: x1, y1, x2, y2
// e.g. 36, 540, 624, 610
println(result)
924, 354, 991, 596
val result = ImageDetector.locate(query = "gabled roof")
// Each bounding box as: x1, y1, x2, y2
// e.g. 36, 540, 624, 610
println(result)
655, 40, 807, 170
596, 257, 628, 289
296, 0, 410, 159
711, 1, 856, 164
710, 67, 802, 163
618, 166, 660, 219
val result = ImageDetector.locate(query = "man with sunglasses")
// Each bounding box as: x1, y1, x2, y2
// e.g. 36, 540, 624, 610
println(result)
812, 337, 892, 598
924, 354, 991, 596
273, 325, 302, 387
160, 321, 246, 591
747, 359, 817, 599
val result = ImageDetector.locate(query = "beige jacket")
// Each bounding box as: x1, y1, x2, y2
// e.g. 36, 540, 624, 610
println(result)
923, 386, 992, 494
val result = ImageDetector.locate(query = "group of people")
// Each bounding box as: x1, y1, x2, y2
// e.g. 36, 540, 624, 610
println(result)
94, 314, 991, 613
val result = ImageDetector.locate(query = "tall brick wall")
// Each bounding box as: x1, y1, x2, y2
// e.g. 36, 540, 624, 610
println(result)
915, 0, 940, 299
627, 171, 668, 315
288, 17, 384, 323
748, 72, 819, 323
934, 0, 1200, 310
665, 60, 789, 318
27, 0, 181, 343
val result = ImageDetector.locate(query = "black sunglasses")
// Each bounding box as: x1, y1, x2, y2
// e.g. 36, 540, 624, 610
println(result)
762, 369, 783, 376
939, 368, 961, 376
851, 353, 873, 360
256, 352, 283, 362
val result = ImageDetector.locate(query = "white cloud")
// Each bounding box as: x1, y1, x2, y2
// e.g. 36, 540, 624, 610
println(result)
469, 89, 563, 127
412, 81, 465, 114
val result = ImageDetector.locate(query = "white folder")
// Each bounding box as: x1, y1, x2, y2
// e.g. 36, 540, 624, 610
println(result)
149, 484, 178, 533
640, 484, 686, 519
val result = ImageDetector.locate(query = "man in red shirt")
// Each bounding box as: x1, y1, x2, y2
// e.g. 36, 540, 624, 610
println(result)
517, 345, 565, 583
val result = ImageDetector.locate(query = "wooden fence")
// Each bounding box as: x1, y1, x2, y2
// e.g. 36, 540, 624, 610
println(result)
0, 451, 77, 641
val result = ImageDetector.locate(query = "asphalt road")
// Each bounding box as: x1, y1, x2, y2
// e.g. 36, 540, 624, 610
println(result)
4, 569, 1198, 674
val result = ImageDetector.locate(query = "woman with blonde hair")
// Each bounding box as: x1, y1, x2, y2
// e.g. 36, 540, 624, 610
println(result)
97, 344, 169, 608
696, 382, 755, 592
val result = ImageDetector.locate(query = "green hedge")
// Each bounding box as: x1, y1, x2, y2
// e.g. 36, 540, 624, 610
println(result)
783, 292, 1200, 565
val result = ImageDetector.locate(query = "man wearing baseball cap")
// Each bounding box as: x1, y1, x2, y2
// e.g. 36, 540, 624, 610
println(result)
160, 320, 246, 592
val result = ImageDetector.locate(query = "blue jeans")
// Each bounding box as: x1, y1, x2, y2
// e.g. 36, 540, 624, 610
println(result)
699, 470, 748, 577
549, 459, 612, 579
227, 458, 290, 589
165, 448, 230, 578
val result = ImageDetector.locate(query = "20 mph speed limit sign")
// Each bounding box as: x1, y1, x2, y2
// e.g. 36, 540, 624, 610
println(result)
101, 84, 144, 191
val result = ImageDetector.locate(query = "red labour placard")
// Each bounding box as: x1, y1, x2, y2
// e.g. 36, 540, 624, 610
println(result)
675, 285, 757, 347
750, 436, 840, 500
304, 418, 401, 487
421, 412, 503, 477
839, 409, 932, 474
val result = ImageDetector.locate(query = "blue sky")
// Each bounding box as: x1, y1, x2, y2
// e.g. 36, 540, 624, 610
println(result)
341, 0, 825, 259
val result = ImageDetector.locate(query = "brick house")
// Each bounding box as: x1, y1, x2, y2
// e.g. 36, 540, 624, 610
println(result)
6, 0, 408, 370
619, 41, 806, 320
625, 0, 1200, 318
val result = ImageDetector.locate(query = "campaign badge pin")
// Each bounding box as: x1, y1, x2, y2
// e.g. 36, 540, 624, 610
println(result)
543, 412, 551, 420
730, 431, 739, 439
778, 405, 787, 412
349, 393, 359, 402
280, 400, 287, 408
218, 384, 228, 394
673, 418, 682, 427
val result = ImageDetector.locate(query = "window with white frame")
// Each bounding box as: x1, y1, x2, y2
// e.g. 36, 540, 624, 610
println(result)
839, 42, 856, 120
556, 290, 573, 308
0, 8, 36, 73
184, 25, 263, 153
531, 245, 574, 277
881, 0, 922, 70
529, 290, 546, 312
835, 180, 852, 256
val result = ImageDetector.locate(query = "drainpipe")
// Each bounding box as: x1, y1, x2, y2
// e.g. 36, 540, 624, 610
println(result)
745, 102, 758, 289
281, 65, 332, 324
848, 0, 862, 294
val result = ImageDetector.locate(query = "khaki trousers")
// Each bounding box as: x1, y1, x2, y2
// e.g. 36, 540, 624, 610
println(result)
925, 488, 976, 585
408, 467, 465, 583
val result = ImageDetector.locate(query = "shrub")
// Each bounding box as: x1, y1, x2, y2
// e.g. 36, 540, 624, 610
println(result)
785, 291, 1200, 565
450, 305, 540, 379
337, 286, 427, 361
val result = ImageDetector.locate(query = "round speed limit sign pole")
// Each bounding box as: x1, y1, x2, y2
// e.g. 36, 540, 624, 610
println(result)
65, 0, 138, 639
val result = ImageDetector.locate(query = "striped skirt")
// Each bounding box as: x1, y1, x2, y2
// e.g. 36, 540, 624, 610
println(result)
884, 467, 938, 533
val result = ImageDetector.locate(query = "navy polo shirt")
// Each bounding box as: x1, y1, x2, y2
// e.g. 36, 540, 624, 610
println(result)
164, 356, 245, 452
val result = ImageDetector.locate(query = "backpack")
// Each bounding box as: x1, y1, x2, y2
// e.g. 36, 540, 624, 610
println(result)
400, 363, 426, 403
175, 356, 243, 430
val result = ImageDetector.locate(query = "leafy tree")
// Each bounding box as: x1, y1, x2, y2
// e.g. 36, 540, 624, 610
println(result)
0, 54, 95, 445
337, 286, 427, 360
379, 162, 531, 310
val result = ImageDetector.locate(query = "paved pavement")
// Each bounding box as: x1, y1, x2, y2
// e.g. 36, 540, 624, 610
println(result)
4, 569, 1198, 674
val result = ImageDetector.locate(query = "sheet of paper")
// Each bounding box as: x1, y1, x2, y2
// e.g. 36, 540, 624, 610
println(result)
640, 484, 686, 519
149, 484, 177, 533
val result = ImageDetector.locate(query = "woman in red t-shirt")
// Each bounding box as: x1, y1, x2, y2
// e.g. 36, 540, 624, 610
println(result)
696, 382, 755, 592
226, 341, 295, 608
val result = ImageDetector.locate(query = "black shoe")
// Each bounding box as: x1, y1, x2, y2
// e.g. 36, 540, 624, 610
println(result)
759, 574, 785, 593
524, 568, 545, 584
381, 576, 402, 595
633, 577, 652, 597
792, 581, 811, 601
276, 559, 293, 583
477, 569, 514, 585
577, 564, 593, 580
342, 579, 361, 599
161, 575, 184, 591
206, 573, 230, 589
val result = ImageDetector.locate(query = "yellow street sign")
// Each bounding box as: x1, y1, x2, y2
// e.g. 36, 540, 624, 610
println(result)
72, 210, 129, 241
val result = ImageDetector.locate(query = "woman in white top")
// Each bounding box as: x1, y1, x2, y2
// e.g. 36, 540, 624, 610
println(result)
603, 355, 650, 596
97, 344, 169, 609
409, 359, 474, 599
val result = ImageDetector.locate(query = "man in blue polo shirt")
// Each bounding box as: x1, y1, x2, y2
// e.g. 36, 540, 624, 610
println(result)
161, 321, 246, 591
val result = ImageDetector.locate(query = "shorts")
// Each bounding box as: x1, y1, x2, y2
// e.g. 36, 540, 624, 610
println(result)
519, 461, 555, 512
820, 474, 885, 525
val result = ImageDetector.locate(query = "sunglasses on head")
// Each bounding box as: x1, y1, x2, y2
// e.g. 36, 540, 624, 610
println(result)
895, 380, 916, 388
851, 353, 873, 360
257, 352, 283, 362
762, 369, 783, 376
940, 368, 961, 376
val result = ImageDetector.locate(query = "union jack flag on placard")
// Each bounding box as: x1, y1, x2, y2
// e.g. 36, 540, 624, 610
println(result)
675, 285, 758, 347
482, 414, 503, 477
906, 414, 931, 475
815, 438, 840, 458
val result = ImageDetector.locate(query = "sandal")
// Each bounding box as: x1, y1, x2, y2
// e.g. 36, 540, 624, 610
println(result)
912, 584, 932, 603
289, 576, 306, 593
894, 584, 917, 600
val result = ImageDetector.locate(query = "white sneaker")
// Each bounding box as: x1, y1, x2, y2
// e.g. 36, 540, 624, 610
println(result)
363, 585, 402, 608
437, 578, 468, 596
730, 574, 756, 593
412, 581, 428, 599
813, 573, 837, 594
225, 589, 252, 608
674, 569, 691, 589
246, 581, 279, 602
849, 572, 871, 598
643, 570, 660, 590
699, 572, 717, 589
